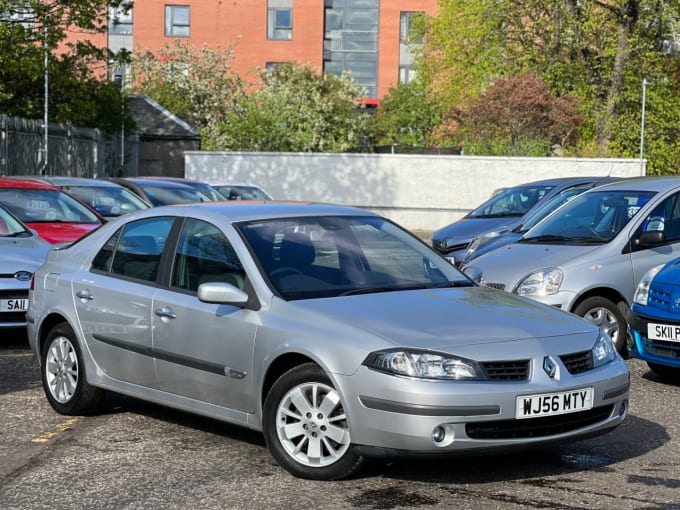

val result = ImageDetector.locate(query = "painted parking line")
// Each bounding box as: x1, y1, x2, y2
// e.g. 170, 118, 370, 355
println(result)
32, 417, 82, 443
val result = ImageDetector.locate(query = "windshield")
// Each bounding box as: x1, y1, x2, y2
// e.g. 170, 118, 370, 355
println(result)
517, 186, 592, 233
63, 185, 150, 217
215, 185, 272, 201
0, 205, 30, 237
0, 188, 102, 224
467, 184, 554, 218
521, 190, 655, 244
238, 215, 472, 300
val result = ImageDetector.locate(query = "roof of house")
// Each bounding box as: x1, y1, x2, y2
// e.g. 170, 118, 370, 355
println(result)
127, 94, 200, 140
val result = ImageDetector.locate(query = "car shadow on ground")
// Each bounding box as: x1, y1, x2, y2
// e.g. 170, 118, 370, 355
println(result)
358, 412, 667, 484
100, 391, 667, 484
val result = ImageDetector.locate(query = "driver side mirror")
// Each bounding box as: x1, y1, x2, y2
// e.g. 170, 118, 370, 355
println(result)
637, 230, 665, 247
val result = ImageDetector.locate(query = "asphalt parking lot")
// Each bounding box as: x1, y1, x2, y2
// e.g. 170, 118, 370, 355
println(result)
1, 329, 679, 510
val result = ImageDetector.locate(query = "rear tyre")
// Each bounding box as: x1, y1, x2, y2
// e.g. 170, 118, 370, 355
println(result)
262, 363, 364, 480
573, 296, 626, 353
647, 362, 680, 380
41, 322, 102, 415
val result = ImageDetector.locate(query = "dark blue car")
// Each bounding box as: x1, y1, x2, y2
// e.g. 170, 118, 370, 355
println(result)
627, 258, 680, 379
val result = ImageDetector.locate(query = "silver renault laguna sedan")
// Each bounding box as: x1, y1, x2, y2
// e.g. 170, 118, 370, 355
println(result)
26, 202, 629, 480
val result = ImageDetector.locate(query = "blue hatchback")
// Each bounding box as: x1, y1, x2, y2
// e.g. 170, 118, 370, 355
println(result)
627, 258, 680, 379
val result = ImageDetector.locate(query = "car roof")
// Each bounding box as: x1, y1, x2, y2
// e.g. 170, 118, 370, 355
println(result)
117, 177, 200, 189
114, 201, 370, 224
0, 177, 59, 190
577, 175, 680, 193
39, 176, 123, 188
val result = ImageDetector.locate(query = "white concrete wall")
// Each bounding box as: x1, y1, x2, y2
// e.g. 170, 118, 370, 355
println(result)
185, 151, 645, 232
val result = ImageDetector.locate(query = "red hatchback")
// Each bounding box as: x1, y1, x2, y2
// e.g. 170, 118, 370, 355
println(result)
0, 178, 105, 244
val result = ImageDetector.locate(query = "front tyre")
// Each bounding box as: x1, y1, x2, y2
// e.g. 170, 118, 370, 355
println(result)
41, 322, 102, 415
262, 363, 364, 480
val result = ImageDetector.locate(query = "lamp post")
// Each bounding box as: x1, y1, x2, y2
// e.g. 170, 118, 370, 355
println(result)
43, 22, 49, 174
639, 78, 651, 175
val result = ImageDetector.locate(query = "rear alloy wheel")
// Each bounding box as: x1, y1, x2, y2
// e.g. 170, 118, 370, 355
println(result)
262, 363, 364, 480
41, 323, 102, 415
573, 296, 626, 353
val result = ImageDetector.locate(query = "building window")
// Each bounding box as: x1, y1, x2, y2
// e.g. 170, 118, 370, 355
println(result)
165, 5, 190, 37
109, 3, 133, 35
399, 65, 417, 84
265, 62, 284, 72
267, 4, 292, 40
400, 12, 423, 44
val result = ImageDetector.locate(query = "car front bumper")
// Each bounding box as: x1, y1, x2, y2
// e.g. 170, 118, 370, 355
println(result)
627, 310, 680, 368
336, 358, 629, 455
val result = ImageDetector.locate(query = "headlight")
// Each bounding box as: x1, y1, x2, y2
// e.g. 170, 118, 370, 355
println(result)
633, 264, 664, 306
515, 267, 563, 296
363, 350, 485, 380
463, 236, 482, 262
592, 332, 617, 368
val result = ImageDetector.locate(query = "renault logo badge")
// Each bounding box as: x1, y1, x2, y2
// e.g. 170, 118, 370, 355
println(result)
543, 356, 557, 378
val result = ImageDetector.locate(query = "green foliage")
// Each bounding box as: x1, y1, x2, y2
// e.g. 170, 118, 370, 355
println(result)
0, 1, 129, 133
214, 63, 371, 152
372, 81, 444, 147
422, 0, 680, 174
131, 40, 245, 145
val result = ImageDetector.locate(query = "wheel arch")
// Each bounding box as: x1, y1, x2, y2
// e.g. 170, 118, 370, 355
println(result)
36, 313, 73, 360
570, 286, 629, 315
261, 353, 317, 407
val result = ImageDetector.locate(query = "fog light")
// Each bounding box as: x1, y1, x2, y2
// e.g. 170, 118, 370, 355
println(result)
432, 426, 446, 443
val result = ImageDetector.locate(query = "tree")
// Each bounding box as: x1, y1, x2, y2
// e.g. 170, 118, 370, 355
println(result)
0, 0, 129, 133
215, 63, 372, 152
131, 40, 246, 149
449, 73, 584, 156
371, 81, 444, 148
421, 0, 680, 173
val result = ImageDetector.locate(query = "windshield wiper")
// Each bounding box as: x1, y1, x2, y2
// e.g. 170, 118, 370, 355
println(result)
521, 234, 606, 244
340, 281, 472, 296
520, 234, 572, 243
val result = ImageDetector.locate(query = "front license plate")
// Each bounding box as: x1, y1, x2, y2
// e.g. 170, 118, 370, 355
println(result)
516, 387, 594, 419
0, 298, 28, 312
647, 323, 680, 343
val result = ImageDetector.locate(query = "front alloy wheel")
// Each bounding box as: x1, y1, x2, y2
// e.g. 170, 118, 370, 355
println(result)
263, 363, 363, 480
573, 296, 626, 353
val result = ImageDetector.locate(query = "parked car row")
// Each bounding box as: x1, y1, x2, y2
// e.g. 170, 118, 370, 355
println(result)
433, 176, 680, 378
0, 175, 272, 329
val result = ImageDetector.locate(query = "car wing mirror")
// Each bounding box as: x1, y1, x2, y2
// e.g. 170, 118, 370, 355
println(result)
637, 230, 665, 247
197, 282, 249, 306
462, 266, 483, 284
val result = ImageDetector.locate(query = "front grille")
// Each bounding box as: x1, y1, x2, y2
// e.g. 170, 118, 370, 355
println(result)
648, 285, 671, 310
0, 290, 29, 299
466, 405, 614, 439
560, 350, 594, 374
481, 360, 530, 381
484, 282, 506, 291
643, 338, 680, 360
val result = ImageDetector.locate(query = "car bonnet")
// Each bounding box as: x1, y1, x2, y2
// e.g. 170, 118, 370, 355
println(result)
276, 286, 595, 351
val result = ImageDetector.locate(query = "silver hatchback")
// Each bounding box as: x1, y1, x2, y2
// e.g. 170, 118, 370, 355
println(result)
27, 202, 629, 479
464, 176, 680, 353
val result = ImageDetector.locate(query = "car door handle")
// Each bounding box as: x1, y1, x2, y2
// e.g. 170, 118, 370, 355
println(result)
76, 290, 94, 301
155, 308, 177, 319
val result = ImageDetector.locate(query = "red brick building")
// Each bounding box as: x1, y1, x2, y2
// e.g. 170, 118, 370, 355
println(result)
105, 0, 437, 99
